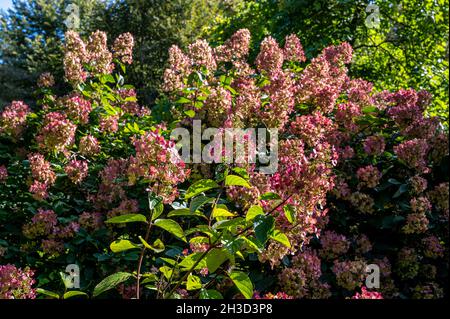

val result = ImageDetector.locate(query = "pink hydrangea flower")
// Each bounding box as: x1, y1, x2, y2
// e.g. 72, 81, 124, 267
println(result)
64, 159, 89, 184
0, 264, 36, 299
0, 101, 30, 140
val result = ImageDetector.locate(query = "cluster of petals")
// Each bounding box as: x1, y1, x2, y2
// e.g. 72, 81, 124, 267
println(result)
0, 264, 36, 299
0, 101, 30, 140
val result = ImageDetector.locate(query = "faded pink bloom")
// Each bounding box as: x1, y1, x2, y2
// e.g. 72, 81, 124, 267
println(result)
255, 36, 284, 73
357, 165, 382, 188
86, 30, 114, 75
37, 72, 55, 88
422, 236, 444, 259
112, 32, 134, 64
363, 135, 385, 156
0, 101, 30, 140
36, 112, 77, 156
64, 159, 89, 184
0, 264, 36, 299
319, 230, 350, 259
188, 39, 216, 71
332, 260, 366, 291
61, 93, 92, 124
99, 115, 119, 133
215, 28, 251, 62
394, 138, 430, 173
79, 135, 100, 157
283, 34, 306, 62
78, 212, 104, 231
127, 130, 190, 203
0, 165, 8, 183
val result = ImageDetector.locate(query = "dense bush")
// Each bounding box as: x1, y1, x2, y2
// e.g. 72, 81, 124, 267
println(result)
0, 29, 448, 299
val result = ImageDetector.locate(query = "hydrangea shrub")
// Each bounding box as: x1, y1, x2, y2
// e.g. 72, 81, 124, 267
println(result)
0, 29, 448, 299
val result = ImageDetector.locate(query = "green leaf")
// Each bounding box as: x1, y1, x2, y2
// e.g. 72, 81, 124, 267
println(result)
185, 179, 220, 199
362, 106, 378, 113
105, 214, 148, 224
190, 196, 214, 212
232, 167, 249, 180
138, 236, 165, 253
212, 207, 235, 218
93, 272, 133, 297
63, 291, 88, 299
110, 239, 140, 253
199, 289, 223, 299
393, 184, 408, 198
205, 248, 229, 273
388, 178, 402, 185
225, 175, 251, 188
253, 215, 275, 245
148, 194, 163, 210
246, 205, 264, 222
168, 208, 205, 218
186, 274, 202, 290
159, 266, 173, 280
154, 219, 186, 242
175, 97, 191, 104
283, 205, 296, 224
151, 201, 164, 221
229, 271, 253, 299
36, 288, 60, 299
270, 230, 291, 248
184, 110, 196, 118
259, 192, 281, 200
178, 253, 207, 270
213, 217, 245, 230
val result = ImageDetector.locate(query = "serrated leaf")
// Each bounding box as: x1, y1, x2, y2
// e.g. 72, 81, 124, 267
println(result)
246, 205, 264, 221
190, 196, 214, 212
393, 184, 408, 198
93, 272, 133, 297
159, 266, 173, 280
185, 179, 220, 199
259, 192, 281, 200
168, 208, 205, 218
151, 201, 164, 221
105, 214, 148, 224
138, 236, 165, 253
283, 205, 296, 223
225, 175, 251, 188
229, 271, 253, 299
110, 239, 140, 253
253, 214, 275, 245
200, 289, 223, 299
205, 248, 229, 273
178, 252, 207, 270
212, 207, 235, 218
36, 288, 60, 299
232, 167, 249, 180
63, 291, 88, 299
175, 97, 191, 104
187, 274, 202, 291
184, 110, 196, 118
154, 219, 186, 242
270, 230, 291, 248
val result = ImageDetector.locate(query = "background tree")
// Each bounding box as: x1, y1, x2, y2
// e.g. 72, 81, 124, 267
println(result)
0, 0, 106, 108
